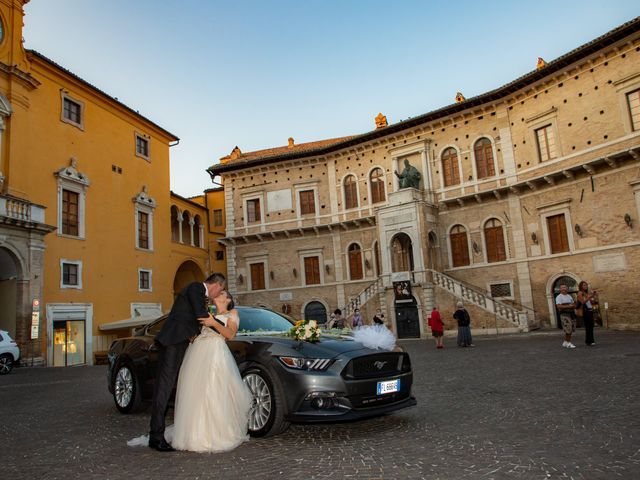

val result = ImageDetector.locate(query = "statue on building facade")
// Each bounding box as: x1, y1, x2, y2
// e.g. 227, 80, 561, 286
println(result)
394, 159, 421, 189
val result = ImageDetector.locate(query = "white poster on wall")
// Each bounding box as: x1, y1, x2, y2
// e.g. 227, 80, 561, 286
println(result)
267, 189, 292, 212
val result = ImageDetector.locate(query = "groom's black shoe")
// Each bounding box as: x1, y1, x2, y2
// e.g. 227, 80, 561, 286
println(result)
148, 438, 175, 452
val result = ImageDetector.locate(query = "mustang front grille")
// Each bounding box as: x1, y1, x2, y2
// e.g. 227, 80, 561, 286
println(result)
341, 352, 410, 379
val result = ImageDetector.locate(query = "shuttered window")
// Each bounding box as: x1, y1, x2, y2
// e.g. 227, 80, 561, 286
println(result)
348, 243, 363, 280
246, 199, 261, 223
484, 219, 506, 262
370, 168, 386, 203
304, 256, 321, 285
442, 148, 460, 187
250, 263, 265, 290
62, 189, 79, 236
627, 89, 640, 131
450, 225, 470, 267
344, 176, 358, 209
474, 138, 495, 179
547, 214, 570, 254
299, 190, 315, 215
535, 124, 557, 162
138, 211, 149, 249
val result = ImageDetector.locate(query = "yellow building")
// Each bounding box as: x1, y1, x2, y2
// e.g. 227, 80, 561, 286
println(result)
0, 0, 220, 366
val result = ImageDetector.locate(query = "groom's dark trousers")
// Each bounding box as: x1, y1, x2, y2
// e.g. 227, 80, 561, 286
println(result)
149, 281, 208, 443
149, 341, 189, 443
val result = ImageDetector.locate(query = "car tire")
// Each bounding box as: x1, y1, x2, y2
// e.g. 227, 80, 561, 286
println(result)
242, 362, 290, 437
0, 353, 13, 375
112, 361, 143, 413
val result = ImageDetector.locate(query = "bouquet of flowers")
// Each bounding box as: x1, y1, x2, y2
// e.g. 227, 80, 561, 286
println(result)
289, 319, 321, 343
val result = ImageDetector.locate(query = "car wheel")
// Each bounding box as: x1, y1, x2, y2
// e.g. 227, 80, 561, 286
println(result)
0, 354, 13, 375
242, 363, 290, 437
113, 362, 143, 413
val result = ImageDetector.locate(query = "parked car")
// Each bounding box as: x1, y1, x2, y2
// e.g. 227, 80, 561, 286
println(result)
107, 306, 416, 437
0, 330, 20, 375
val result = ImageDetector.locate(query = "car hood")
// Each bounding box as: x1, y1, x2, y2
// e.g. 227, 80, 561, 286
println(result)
239, 332, 378, 357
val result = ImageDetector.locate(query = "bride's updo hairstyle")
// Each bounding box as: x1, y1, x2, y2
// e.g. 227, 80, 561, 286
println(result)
225, 291, 235, 310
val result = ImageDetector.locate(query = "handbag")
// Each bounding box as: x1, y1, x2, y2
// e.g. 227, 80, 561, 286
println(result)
574, 301, 584, 318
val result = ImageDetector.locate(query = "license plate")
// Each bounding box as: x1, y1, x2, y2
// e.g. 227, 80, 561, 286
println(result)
377, 379, 400, 395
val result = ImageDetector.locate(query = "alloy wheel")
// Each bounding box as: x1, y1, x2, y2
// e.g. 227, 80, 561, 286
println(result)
0, 355, 12, 375
243, 372, 272, 432
114, 365, 134, 408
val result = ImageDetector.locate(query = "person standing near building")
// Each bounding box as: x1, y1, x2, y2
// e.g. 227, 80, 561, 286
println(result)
351, 308, 363, 328
372, 309, 386, 326
577, 280, 597, 346
333, 309, 345, 329
453, 302, 474, 347
428, 306, 444, 349
556, 283, 577, 349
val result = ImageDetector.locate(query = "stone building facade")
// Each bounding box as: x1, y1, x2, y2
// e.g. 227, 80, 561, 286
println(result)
210, 17, 640, 336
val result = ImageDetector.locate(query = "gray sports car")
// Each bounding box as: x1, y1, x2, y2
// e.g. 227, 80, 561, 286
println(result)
107, 306, 416, 437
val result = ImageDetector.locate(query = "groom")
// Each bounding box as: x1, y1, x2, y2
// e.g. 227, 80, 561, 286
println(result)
148, 272, 226, 452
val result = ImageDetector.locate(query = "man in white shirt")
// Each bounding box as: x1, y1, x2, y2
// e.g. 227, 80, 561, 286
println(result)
555, 283, 577, 349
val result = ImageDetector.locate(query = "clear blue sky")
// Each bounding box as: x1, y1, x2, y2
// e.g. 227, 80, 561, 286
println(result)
23, 1, 639, 197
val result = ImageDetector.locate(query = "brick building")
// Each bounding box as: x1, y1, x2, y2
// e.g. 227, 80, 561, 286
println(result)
209, 17, 640, 337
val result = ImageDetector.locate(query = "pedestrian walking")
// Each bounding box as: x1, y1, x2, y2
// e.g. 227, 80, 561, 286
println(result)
453, 301, 474, 347
428, 306, 444, 349
555, 283, 577, 349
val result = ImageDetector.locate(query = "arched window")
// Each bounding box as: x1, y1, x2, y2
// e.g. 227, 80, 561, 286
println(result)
193, 215, 202, 248
441, 147, 460, 187
450, 225, 470, 267
370, 168, 385, 204
348, 243, 363, 280
171, 205, 180, 242
181, 210, 191, 245
484, 218, 506, 262
391, 233, 414, 272
474, 138, 495, 179
343, 175, 358, 210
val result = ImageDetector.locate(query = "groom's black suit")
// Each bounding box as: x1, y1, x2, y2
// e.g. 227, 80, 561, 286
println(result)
149, 282, 209, 443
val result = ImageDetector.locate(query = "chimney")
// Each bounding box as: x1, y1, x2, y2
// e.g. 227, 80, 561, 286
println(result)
288, 137, 295, 148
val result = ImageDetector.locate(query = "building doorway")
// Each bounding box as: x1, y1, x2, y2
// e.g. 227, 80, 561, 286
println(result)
551, 275, 578, 328
0, 247, 19, 337
304, 301, 327, 325
53, 320, 86, 366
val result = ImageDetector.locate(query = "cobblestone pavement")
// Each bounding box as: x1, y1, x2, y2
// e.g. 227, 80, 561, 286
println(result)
2, 329, 639, 480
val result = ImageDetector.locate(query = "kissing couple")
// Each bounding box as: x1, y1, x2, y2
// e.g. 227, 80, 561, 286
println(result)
130, 272, 252, 453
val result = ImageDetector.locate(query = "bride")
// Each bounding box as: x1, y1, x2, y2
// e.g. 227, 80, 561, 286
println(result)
129, 291, 252, 453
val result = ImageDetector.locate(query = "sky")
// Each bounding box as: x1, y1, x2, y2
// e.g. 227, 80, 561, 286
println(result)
23, 1, 640, 197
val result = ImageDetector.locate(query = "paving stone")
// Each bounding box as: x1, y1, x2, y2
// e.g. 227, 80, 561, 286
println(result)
1, 329, 639, 479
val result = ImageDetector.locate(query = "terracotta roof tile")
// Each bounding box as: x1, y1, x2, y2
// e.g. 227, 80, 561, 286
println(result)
220, 136, 356, 163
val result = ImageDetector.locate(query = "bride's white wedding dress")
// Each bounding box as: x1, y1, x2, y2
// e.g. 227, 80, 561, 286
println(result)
128, 313, 252, 453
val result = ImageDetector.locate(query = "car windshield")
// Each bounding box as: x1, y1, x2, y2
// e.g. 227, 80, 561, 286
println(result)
236, 308, 294, 333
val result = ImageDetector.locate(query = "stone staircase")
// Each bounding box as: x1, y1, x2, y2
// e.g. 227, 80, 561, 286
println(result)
342, 277, 384, 318
430, 270, 535, 331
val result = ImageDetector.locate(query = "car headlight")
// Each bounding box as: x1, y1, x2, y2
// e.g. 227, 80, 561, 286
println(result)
278, 356, 333, 371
